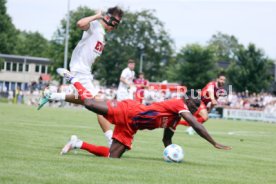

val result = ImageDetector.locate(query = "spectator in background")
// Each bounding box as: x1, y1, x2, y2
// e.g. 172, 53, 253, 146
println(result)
117, 59, 136, 101
8, 90, 13, 104
17, 87, 23, 104
134, 72, 149, 103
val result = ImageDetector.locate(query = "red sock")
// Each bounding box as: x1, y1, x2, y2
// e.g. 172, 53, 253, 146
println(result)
196, 116, 207, 124
81, 142, 109, 157
73, 82, 93, 101
178, 120, 189, 126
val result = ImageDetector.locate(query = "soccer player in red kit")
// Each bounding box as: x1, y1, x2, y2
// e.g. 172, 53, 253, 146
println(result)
201, 72, 226, 110
182, 72, 226, 134
57, 68, 231, 158
200, 72, 226, 120
134, 72, 149, 103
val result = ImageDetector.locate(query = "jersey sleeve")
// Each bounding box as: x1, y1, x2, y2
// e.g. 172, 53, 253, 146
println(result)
170, 99, 190, 114
86, 21, 95, 35
207, 82, 215, 92
120, 69, 128, 78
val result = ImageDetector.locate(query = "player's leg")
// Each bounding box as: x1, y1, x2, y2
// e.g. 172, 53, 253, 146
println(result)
38, 69, 95, 109
38, 85, 84, 110
60, 135, 109, 157
53, 68, 107, 114
72, 71, 114, 146
61, 136, 127, 158
97, 115, 113, 146
92, 94, 113, 146
109, 139, 127, 158
64, 94, 83, 104
56, 68, 114, 143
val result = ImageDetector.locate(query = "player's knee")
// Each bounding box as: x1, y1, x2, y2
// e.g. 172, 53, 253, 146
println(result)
108, 152, 121, 158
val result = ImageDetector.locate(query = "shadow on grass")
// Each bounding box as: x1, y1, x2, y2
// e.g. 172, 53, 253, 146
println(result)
56, 149, 213, 167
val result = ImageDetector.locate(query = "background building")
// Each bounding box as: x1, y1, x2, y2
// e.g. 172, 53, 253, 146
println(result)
0, 54, 52, 91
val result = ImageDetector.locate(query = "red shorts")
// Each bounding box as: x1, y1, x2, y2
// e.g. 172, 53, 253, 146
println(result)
104, 100, 140, 149
201, 97, 211, 106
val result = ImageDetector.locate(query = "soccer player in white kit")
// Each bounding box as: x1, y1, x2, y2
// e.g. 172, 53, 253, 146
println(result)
117, 59, 136, 101
38, 6, 124, 146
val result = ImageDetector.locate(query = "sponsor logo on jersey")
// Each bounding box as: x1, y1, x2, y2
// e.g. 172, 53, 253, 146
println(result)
94, 41, 104, 55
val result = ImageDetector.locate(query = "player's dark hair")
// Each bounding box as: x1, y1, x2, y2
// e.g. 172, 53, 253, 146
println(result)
184, 90, 201, 114
217, 71, 226, 78
128, 59, 135, 64
107, 6, 124, 18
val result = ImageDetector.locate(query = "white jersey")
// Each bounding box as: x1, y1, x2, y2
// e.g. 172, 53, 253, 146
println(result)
70, 20, 106, 75
118, 68, 135, 92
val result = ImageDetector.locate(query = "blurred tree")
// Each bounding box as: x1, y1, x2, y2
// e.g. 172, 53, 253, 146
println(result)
166, 44, 217, 89
0, 58, 4, 70
208, 32, 242, 61
0, 0, 17, 54
227, 44, 273, 93
14, 31, 50, 57
50, 7, 173, 85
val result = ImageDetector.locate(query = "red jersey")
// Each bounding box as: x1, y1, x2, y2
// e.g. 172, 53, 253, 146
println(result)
129, 99, 190, 130
201, 81, 223, 105
134, 78, 149, 91
104, 99, 190, 149
134, 78, 149, 103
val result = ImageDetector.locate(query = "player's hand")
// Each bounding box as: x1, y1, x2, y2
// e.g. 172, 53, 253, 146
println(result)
128, 84, 137, 92
214, 143, 232, 150
95, 10, 103, 19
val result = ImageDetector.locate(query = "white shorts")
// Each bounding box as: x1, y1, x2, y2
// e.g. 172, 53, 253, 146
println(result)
71, 72, 99, 96
116, 90, 133, 101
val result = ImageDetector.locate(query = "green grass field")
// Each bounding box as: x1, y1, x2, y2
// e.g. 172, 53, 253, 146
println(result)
0, 103, 276, 184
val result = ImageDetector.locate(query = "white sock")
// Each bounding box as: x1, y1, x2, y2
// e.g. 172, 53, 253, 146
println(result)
70, 77, 78, 84
104, 130, 113, 147
49, 92, 66, 101
75, 140, 83, 149
186, 127, 194, 132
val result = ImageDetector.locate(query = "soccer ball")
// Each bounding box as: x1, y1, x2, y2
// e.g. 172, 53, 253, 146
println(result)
163, 144, 184, 163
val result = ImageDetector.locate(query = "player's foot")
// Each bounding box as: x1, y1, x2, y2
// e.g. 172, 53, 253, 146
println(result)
186, 127, 195, 135
56, 68, 74, 82
60, 135, 81, 155
37, 88, 51, 110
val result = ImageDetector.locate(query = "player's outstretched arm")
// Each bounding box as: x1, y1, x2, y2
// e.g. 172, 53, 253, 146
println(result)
162, 128, 174, 147
77, 10, 103, 31
180, 112, 231, 150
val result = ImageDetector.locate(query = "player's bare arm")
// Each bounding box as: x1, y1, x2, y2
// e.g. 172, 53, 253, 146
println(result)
162, 128, 174, 147
120, 77, 131, 87
77, 10, 103, 31
208, 87, 217, 104
180, 111, 231, 150
206, 87, 217, 112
